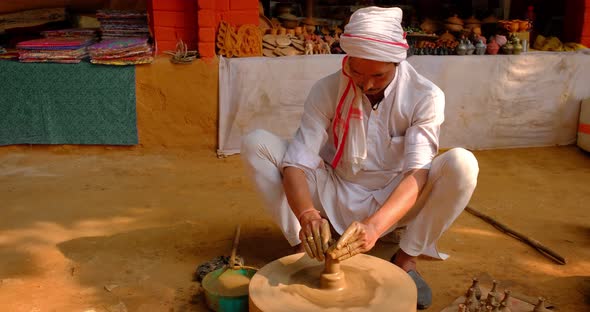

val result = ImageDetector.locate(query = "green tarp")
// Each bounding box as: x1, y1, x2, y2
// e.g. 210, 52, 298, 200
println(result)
0, 61, 137, 145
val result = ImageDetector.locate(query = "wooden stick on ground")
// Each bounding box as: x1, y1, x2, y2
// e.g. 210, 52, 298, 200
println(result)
465, 206, 567, 265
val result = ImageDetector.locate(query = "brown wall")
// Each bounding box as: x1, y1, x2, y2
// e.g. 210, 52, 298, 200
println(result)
135, 57, 219, 150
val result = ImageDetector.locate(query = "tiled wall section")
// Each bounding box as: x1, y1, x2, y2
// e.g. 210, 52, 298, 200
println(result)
149, 0, 259, 57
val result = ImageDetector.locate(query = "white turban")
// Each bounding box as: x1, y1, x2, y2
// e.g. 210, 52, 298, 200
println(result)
340, 6, 409, 63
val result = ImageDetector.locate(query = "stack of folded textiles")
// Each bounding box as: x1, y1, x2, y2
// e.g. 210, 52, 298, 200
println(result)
88, 37, 153, 65
16, 37, 94, 63
0, 46, 19, 60
40, 28, 98, 40
96, 10, 150, 39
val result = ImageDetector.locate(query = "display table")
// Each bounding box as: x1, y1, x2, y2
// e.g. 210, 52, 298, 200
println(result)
0, 61, 137, 146
218, 52, 590, 156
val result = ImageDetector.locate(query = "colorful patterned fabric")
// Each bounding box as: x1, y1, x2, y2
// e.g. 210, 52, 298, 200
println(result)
91, 55, 153, 66
89, 37, 148, 52
16, 38, 94, 50
41, 28, 98, 38
88, 37, 152, 66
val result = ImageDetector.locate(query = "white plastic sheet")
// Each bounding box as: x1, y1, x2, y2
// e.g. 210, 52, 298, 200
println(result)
218, 53, 590, 156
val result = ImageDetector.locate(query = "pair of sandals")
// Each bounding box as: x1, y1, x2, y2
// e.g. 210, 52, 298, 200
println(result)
390, 252, 432, 310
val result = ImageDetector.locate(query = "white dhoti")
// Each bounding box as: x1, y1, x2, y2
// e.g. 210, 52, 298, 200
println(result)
241, 129, 479, 259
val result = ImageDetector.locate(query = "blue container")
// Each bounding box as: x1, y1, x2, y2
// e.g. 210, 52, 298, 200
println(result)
202, 267, 258, 312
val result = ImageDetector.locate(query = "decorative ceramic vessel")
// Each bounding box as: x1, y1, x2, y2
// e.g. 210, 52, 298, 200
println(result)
466, 40, 475, 55
513, 38, 523, 54
475, 40, 486, 55
420, 18, 438, 34
487, 38, 500, 54
495, 35, 507, 46
457, 40, 467, 55
440, 30, 455, 41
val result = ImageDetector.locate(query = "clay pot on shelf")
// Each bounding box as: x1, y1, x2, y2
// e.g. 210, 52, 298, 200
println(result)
486, 38, 500, 54
445, 14, 464, 32
445, 23, 463, 32
513, 38, 523, 54
446, 14, 464, 26
495, 34, 507, 46
504, 20, 520, 33
278, 14, 299, 29
274, 3, 293, 17
440, 31, 455, 41
465, 40, 475, 55
475, 40, 486, 55
465, 16, 481, 25
420, 18, 438, 34
464, 16, 481, 32
472, 27, 482, 36
456, 40, 467, 55
518, 19, 531, 32
502, 41, 514, 54
482, 15, 498, 24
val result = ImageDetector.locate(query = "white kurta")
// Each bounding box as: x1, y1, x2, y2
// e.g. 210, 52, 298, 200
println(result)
281, 61, 445, 235
241, 61, 478, 259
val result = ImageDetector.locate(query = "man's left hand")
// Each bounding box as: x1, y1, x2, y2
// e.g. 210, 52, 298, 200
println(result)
327, 221, 379, 261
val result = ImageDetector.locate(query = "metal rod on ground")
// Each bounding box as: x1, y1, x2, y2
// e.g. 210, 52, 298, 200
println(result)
465, 206, 567, 265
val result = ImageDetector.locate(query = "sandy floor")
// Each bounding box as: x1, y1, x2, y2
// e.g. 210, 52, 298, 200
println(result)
0, 145, 588, 312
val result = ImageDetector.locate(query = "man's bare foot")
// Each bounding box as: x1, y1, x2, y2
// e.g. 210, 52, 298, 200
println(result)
391, 248, 417, 272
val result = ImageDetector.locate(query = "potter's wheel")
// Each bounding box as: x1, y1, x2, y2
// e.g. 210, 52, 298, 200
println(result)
249, 253, 417, 311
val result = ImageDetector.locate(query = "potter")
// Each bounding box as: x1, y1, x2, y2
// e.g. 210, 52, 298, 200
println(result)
242, 6, 479, 310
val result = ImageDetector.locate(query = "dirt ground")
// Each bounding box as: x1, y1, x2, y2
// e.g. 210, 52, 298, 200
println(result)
0, 145, 588, 312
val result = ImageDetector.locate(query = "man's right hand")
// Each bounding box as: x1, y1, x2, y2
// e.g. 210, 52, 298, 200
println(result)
298, 210, 331, 261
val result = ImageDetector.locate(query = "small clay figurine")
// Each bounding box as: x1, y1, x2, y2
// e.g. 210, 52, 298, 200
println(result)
486, 37, 500, 54
466, 288, 479, 312
475, 40, 486, 55
500, 290, 511, 307
466, 40, 475, 55
479, 300, 487, 312
486, 280, 500, 306
499, 301, 511, 312
318, 40, 331, 54
304, 40, 314, 55
457, 40, 467, 55
502, 41, 514, 54
468, 277, 482, 300
532, 297, 551, 312
513, 38, 523, 55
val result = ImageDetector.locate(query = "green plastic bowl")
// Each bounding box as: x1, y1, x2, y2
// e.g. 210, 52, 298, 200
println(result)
202, 267, 258, 312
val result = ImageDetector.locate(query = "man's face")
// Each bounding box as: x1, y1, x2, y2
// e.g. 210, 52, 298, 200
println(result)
348, 57, 397, 96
